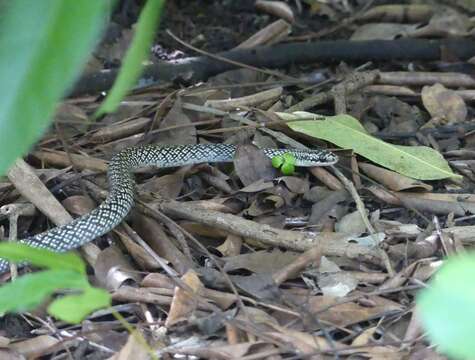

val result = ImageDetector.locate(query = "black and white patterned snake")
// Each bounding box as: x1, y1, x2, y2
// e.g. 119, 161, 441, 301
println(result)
0, 144, 337, 273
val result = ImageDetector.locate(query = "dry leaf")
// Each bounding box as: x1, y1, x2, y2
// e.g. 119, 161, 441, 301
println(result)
155, 99, 197, 145
108, 332, 149, 360
359, 163, 433, 191
217, 234, 243, 257
255, 1, 294, 23
234, 145, 277, 186
421, 83, 467, 125
351, 23, 419, 40
166, 270, 204, 327
223, 249, 299, 274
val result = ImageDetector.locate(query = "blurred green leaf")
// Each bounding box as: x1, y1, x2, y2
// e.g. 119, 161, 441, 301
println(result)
277, 111, 460, 180
48, 286, 111, 323
95, 0, 165, 117
0, 243, 85, 274
0, 270, 87, 313
418, 254, 475, 359
0, 0, 110, 176
0, 243, 110, 323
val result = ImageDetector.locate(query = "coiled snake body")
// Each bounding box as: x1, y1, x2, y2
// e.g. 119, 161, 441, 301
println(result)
0, 144, 337, 273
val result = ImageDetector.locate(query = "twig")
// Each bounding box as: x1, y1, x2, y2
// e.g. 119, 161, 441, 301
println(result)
331, 166, 394, 276
166, 29, 297, 82
157, 199, 384, 266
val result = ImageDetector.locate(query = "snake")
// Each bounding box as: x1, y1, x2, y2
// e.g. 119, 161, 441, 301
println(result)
0, 144, 337, 273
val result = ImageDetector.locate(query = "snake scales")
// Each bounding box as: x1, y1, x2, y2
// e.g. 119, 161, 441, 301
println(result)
0, 144, 337, 273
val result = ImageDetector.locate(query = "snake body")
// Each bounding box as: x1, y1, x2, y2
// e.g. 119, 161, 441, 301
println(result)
0, 144, 337, 273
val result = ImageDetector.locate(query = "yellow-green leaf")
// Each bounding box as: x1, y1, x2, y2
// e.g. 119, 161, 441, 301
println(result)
277, 111, 460, 180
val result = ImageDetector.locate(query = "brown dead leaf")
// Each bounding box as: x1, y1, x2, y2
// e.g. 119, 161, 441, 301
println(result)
137, 170, 185, 199
351, 23, 420, 40
217, 234, 243, 257
234, 145, 277, 186
267, 328, 344, 354
236, 19, 291, 49
94, 246, 141, 291
179, 220, 229, 238
359, 4, 434, 23
316, 257, 358, 297
282, 289, 403, 327
245, 193, 285, 216
100, 103, 147, 130
142, 273, 238, 310
62, 195, 96, 217
353, 346, 404, 360
132, 215, 192, 274
107, 332, 149, 360
166, 270, 204, 327
421, 83, 467, 125
373, 218, 421, 238
276, 176, 309, 194
231, 273, 280, 300
164, 340, 262, 360
223, 249, 299, 274
318, 272, 358, 297
352, 326, 377, 346
335, 209, 367, 236
255, 1, 294, 23
236, 306, 280, 327
155, 99, 197, 145
308, 189, 349, 225
0, 349, 22, 360
209, 69, 263, 98
9, 335, 60, 358
239, 179, 274, 193
54, 103, 89, 137
372, 96, 423, 133
0, 336, 10, 347
413, 7, 471, 37
359, 163, 433, 191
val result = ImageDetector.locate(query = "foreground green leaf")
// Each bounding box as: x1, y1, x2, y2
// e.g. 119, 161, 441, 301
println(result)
48, 286, 111, 323
0, 0, 110, 176
276, 112, 460, 180
0, 243, 85, 273
95, 0, 165, 117
0, 270, 87, 313
418, 255, 475, 359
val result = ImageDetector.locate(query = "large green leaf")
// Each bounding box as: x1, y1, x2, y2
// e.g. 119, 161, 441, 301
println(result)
0, 243, 85, 274
48, 286, 111, 323
276, 112, 460, 180
418, 254, 475, 359
0, 0, 110, 176
95, 0, 165, 117
0, 270, 87, 313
